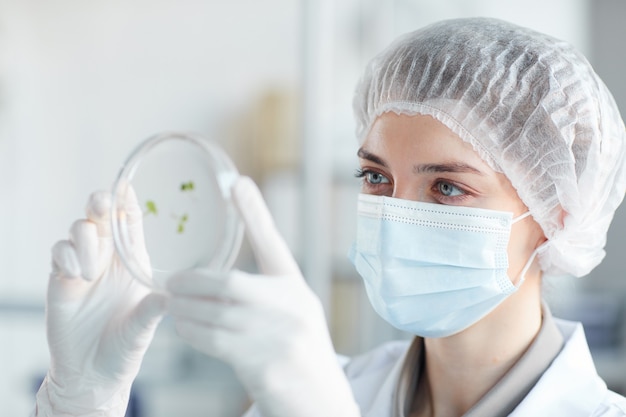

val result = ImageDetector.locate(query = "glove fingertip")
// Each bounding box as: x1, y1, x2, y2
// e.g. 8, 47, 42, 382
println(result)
51, 240, 82, 278
231, 176, 261, 215
119, 185, 143, 221
69, 220, 103, 281
86, 190, 112, 223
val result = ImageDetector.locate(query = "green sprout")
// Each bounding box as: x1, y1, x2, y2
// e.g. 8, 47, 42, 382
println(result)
144, 181, 195, 233
145, 200, 158, 216
177, 213, 189, 234
180, 181, 195, 191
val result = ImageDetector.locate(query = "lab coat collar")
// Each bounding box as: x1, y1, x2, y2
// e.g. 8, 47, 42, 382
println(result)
354, 342, 413, 417
508, 319, 607, 416
354, 318, 607, 417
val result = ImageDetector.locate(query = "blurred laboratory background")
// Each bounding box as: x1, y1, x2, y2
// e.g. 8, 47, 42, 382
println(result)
0, 0, 625, 415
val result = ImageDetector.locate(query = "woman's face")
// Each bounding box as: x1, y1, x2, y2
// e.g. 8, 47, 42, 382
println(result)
357, 112, 546, 282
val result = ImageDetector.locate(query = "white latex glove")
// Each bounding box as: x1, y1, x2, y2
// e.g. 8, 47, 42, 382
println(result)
166, 176, 361, 417
34, 189, 167, 417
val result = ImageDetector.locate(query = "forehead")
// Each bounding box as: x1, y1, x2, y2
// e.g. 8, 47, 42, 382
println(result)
360, 112, 493, 173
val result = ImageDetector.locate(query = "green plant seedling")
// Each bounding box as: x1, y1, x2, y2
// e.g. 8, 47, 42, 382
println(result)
180, 181, 195, 192
177, 213, 189, 234
145, 200, 158, 216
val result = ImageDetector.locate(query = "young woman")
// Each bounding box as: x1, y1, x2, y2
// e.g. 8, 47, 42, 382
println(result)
35, 17, 626, 417
340, 17, 626, 415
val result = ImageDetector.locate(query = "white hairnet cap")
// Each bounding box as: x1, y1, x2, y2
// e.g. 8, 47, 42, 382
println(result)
354, 17, 626, 278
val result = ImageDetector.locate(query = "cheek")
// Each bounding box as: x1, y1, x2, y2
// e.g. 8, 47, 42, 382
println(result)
506, 220, 546, 280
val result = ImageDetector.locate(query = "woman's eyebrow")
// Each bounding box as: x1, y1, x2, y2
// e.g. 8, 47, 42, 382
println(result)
415, 162, 484, 175
358, 148, 484, 175
357, 148, 388, 167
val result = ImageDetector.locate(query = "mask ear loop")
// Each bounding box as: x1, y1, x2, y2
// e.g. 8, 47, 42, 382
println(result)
514, 240, 551, 288
512, 211, 532, 224
511, 211, 548, 288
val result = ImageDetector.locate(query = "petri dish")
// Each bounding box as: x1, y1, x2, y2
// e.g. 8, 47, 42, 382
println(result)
111, 131, 244, 290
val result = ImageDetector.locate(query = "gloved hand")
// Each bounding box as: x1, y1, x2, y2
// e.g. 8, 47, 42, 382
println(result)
166, 176, 361, 417
34, 188, 167, 417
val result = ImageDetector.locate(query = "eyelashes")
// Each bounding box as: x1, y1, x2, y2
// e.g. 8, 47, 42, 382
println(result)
354, 168, 390, 185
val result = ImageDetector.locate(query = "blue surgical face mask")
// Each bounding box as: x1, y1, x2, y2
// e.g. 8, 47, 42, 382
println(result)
348, 193, 538, 338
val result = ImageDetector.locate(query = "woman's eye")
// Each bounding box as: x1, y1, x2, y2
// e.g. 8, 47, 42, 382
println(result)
354, 168, 391, 185
437, 181, 464, 197
354, 169, 391, 190
366, 172, 390, 185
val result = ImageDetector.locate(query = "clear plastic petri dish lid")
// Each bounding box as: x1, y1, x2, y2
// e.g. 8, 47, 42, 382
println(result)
111, 131, 244, 290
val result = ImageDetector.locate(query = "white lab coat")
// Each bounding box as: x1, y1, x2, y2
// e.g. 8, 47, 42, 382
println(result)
243, 318, 626, 417
344, 318, 626, 417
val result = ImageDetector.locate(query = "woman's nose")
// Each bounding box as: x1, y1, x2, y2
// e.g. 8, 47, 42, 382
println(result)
392, 184, 426, 202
